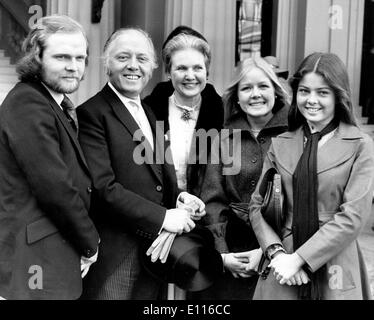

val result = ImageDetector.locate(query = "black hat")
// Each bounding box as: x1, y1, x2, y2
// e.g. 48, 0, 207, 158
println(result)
141, 226, 223, 292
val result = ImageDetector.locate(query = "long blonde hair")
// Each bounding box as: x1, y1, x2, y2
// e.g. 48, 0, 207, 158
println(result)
223, 56, 290, 123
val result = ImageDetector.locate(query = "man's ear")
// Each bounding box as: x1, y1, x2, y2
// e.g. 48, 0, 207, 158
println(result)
35, 47, 43, 64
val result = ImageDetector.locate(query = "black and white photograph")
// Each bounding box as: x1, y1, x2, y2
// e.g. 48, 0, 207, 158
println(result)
0, 0, 374, 311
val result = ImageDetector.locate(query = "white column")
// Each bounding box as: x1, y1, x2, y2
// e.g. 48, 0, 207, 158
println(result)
46, 0, 115, 105
275, 0, 299, 76
165, 0, 236, 95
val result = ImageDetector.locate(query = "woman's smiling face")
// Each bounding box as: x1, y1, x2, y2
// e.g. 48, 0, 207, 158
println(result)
297, 72, 336, 131
237, 67, 276, 118
169, 48, 207, 104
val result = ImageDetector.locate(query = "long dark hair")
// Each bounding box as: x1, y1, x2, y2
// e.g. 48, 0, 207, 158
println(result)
288, 52, 357, 131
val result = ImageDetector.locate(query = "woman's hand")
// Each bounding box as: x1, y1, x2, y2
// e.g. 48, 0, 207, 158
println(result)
233, 248, 263, 273
177, 191, 206, 220
285, 269, 310, 286
269, 252, 305, 285
221, 253, 249, 278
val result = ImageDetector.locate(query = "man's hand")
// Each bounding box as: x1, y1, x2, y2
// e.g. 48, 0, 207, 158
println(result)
81, 248, 98, 278
162, 208, 195, 234
177, 192, 206, 220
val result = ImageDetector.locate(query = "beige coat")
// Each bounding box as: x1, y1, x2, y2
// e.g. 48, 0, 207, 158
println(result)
249, 122, 374, 300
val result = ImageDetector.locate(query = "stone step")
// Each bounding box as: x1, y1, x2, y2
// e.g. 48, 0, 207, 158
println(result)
0, 73, 18, 83
0, 57, 11, 67
0, 51, 17, 106
360, 124, 374, 131
0, 83, 16, 92
0, 66, 17, 75
359, 125, 374, 141
0, 92, 7, 105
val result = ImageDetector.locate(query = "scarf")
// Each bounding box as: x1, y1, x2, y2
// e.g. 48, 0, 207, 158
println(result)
292, 119, 339, 300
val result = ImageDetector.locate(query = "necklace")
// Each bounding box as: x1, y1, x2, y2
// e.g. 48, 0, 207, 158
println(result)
173, 94, 201, 121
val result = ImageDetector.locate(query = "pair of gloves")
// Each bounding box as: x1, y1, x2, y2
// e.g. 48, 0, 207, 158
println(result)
146, 192, 206, 264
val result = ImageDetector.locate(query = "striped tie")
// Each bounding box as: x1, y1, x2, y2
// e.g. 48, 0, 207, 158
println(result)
61, 95, 78, 133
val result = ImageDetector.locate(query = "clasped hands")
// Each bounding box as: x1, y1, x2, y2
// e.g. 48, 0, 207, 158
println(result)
222, 248, 263, 278
146, 192, 206, 264
269, 252, 310, 286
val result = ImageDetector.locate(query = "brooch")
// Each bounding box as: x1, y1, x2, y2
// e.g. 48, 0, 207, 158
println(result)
181, 109, 192, 121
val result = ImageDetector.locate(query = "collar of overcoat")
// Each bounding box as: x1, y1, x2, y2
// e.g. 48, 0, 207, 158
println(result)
101, 83, 166, 184
271, 121, 365, 175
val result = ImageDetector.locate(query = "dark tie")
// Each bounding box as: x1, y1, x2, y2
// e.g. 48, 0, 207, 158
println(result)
61, 95, 78, 132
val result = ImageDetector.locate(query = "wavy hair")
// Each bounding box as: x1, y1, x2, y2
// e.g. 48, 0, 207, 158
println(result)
16, 15, 88, 82
223, 56, 290, 123
162, 33, 211, 76
288, 52, 357, 131
102, 27, 158, 76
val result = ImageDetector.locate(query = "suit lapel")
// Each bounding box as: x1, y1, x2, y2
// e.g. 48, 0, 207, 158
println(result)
102, 85, 163, 184
143, 101, 164, 183
36, 83, 90, 172
102, 85, 140, 138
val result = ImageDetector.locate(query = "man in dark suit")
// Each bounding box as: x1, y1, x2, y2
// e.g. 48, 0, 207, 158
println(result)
77, 28, 204, 299
0, 15, 99, 300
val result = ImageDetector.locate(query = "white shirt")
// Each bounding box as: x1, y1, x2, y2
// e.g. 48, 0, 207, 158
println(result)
42, 83, 64, 108
108, 82, 154, 150
318, 129, 336, 148
168, 94, 201, 191
304, 126, 337, 149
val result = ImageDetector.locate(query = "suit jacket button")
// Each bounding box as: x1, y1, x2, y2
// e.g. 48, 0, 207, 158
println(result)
156, 185, 162, 192
87, 187, 92, 193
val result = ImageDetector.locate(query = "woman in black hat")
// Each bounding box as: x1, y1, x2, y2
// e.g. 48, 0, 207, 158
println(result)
144, 27, 224, 299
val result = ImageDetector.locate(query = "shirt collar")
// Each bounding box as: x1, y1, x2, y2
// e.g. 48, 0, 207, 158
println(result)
108, 82, 141, 107
42, 82, 64, 106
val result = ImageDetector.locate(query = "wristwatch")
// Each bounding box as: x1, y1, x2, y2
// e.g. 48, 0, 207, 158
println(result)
265, 244, 286, 260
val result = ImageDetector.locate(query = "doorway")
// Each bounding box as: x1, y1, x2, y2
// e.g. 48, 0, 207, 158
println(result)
235, 0, 276, 64
360, 0, 374, 123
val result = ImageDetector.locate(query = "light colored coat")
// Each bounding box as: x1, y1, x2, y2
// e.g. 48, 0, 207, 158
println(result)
249, 122, 374, 300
